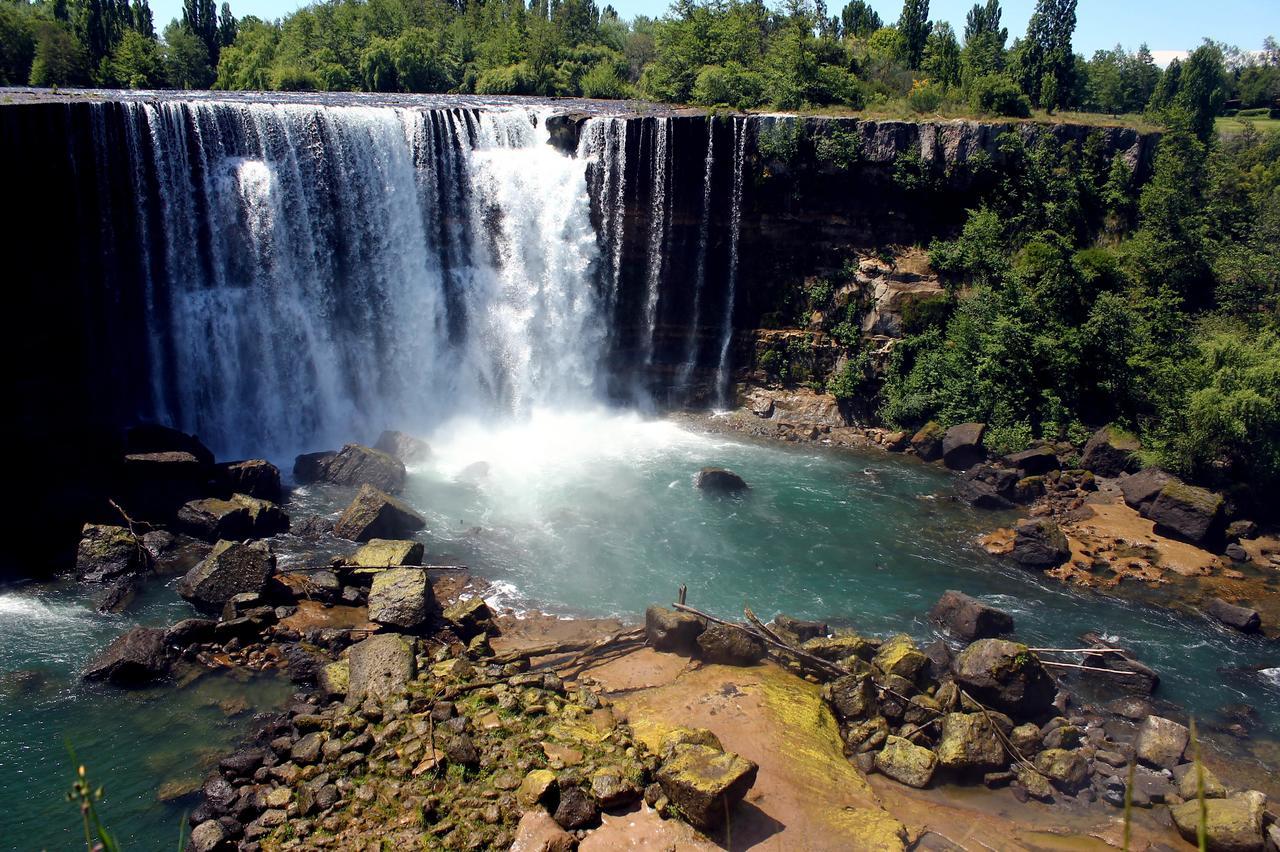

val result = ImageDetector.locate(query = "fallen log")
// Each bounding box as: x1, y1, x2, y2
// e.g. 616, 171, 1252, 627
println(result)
490, 627, 645, 667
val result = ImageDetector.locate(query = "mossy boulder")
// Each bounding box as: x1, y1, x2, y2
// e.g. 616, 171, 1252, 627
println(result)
1081, 425, 1141, 477
345, 633, 415, 706
367, 568, 433, 631
323, 443, 407, 493
826, 673, 876, 721
317, 660, 348, 701
177, 540, 275, 613
1146, 482, 1225, 546
1177, 764, 1227, 800
333, 484, 426, 542
644, 605, 705, 654
1011, 518, 1070, 569
873, 735, 937, 788
801, 633, 878, 662
696, 624, 765, 666
1134, 715, 1189, 769
953, 639, 1055, 718
935, 712, 1006, 772
443, 596, 493, 638
350, 538, 424, 567
910, 421, 945, 461
517, 769, 557, 807
656, 744, 758, 830
872, 634, 928, 681
1170, 791, 1266, 852
1033, 748, 1088, 793
76, 523, 147, 582
830, 808, 909, 851
658, 728, 723, 760
217, 458, 282, 502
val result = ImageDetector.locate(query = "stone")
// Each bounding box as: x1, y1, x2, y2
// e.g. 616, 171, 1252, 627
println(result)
928, 590, 1013, 641
444, 734, 479, 766
694, 467, 749, 492
1225, 520, 1258, 543
954, 477, 1016, 510
165, 618, 216, 646
349, 539, 424, 567
317, 660, 349, 701
1015, 765, 1055, 801
177, 497, 252, 542
1224, 543, 1249, 562
658, 728, 723, 760
1171, 791, 1266, 852
1146, 483, 1225, 546
293, 451, 337, 484
1011, 518, 1070, 569
229, 494, 289, 537
590, 765, 641, 807
874, 735, 937, 788
509, 809, 574, 852
910, 422, 945, 461
76, 524, 148, 582
443, 597, 492, 638
953, 639, 1056, 718
83, 627, 170, 684
517, 769, 557, 806
1135, 715, 1189, 769
942, 422, 986, 470
1205, 598, 1262, 634
367, 568, 433, 631
1081, 426, 1141, 477
872, 634, 927, 681
345, 633, 415, 706
644, 605, 705, 654
1119, 467, 1174, 512
217, 458, 282, 502
801, 634, 878, 662
1177, 764, 1227, 800
553, 786, 599, 829
1010, 723, 1042, 754
323, 444, 407, 493
177, 540, 275, 613
771, 614, 828, 644
373, 430, 431, 465
1005, 446, 1060, 476
292, 732, 325, 764
656, 744, 758, 831
1034, 748, 1088, 793
696, 624, 765, 665
935, 713, 1006, 772
826, 674, 875, 721
187, 819, 228, 852
333, 484, 426, 542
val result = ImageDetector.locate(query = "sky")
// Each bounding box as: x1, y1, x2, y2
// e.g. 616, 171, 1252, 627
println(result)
152, 0, 1279, 63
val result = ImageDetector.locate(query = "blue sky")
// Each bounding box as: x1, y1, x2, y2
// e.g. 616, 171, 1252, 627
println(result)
155, 0, 1278, 61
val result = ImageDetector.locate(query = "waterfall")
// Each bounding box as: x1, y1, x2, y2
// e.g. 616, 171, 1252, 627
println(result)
674, 116, 717, 394
714, 118, 747, 408
641, 117, 670, 369
577, 117, 628, 314
110, 100, 604, 459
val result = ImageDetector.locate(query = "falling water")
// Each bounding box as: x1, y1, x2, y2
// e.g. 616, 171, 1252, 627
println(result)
111, 101, 604, 458
577, 117, 628, 313
640, 117, 670, 369
674, 117, 718, 394
714, 117, 748, 408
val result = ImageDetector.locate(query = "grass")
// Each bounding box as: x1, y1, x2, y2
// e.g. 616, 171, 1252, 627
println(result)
755, 99, 1164, 131
1215, 115, 1280, 135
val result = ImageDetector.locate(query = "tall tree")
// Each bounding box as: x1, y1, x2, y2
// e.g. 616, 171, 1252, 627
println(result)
922, 21, 959, 88
218, 2, 236, 47
839, 0, 879, 39
960, 0, 1005, 85
182, 0, 219, 64
897, 0, 928, 70
1017, 0, 1077, 111
1174, 42, 1226, 142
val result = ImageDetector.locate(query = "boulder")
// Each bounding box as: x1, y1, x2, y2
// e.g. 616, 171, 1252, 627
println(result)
874, 735, 937, 788
217, 459, 282, 502
1205, 598, 1262, 634
826, 674, 875, 721
333, 484, 426, 542
1005, 446, 1060, 476
119, 451, 210, 518
442, 597, 492, 638
177, 540, 276, 613
656, 744, 758, 830
176, 497, 252, 542
694, 467, 749, 493
872, 634, 928, 681
942, 422, 986, 470
293, 451, 337, 484
349, 539, 424, 567
76, 523, 147, 582
1171, 791, 1266, 852
509, 810, 574, 852
1119, 468, 1173, 512
954, 477, 1015, 510
645, 605, 705, 654
910, 422, 944, 461
953, 639, 1056, 718
696, 624, 765, 665
1081, 426, 1141, 478
771, 614, 828, 644
1177, 764, 1227, 800
1134, 715, 1189, 769
125, 424, 214, 465
802, 634, 878, 662
367, 568, 433, 631
323, 444, 406, 493
1145, 483, 1225, 546
935, 712, 1007, 772
1011, 519, 1070, 569
928, 590, 1013, 641
373, 430, 431, 465
83, 627, 170, 685
164, 618, 216, 646
186, 819, 228, 852
1033, 748, 1088, 793
552, 786, 599, 830
345, 633, 416, 706
317, 660, 349, 701
1225, 520, 1258, 543
659, 728, 724, 760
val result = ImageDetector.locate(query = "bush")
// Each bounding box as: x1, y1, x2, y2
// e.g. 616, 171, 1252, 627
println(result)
812, 64, 865, 109
475, 63, 536, 95
579, 59, 627, 99
690, 62, 765, 109
906, 78, 944, 113
813, 125, 861, 170
271, 62, 319, 91
970, 74, 1031, 118
757, 117, 803, 165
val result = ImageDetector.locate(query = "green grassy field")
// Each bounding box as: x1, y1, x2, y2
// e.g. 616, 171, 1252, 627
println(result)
1216, 115, 1280, 134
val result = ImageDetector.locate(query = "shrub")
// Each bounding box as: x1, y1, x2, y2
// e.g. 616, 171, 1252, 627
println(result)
475, 63, 536, 95
579, 59, 627, 99
270, 62, 319, 91
970, 74, 1031, 117
813, 126, 861, 170
690, 62, 765, 109
757, 117, 803, 165
906, 78, 944, 113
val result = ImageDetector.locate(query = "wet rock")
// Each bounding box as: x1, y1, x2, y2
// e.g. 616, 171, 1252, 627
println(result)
373, 430, 431, 465
801, 634, 878, 662
1135, 716, 1189, 769
694, 467, 749, 492
292, 451, 337, 484
188, 819, 228, 852
826, 674, 875, 721
1205, 598, 1261, 634
953, 639, 1056, 718
76, 524, 148, 582
165, 618, 216, 646
658, 728, 723, 760
1006, 446, 1060, 476
333, 484, 426, 542
553, 785, 599, 830
177, 540, 275, 613
229, 494, 289, 538
696, 624, 765, 665
656, 744, 758, 830
345, 633, 415, 706
1176, 764, 1227, 800
218, 749, 265, 778
954, 477, 1015, 510
1170, 791, 1265, 852
289, 514, 333, 540
1146, 483, 1225, 546
942, 422, 986, 470
910, 422, 944, 461
1119, 468, 1174, 513
935, 712, 1006, 772
323, 444, 407, 493
350, 539, 424, 567
874, 735, 937, 788
1080, 644, 1161, 695
872, 634, 927, 681
1034, 748, 1088, 793
1081, 426, 1141, 477
1015, 765, 1055, 801
367, 568, 433, 631
644, 605, 704, 654
177, 497, 252, 542
1011, 518, 1070, 569
590, 765, 641, 807
509, 809, 574, 852
771, 614, 827, 644
83, 627, 170, 684
928, 590, 1013, 641
119, 450, 210, 518
217, 459, 282, 503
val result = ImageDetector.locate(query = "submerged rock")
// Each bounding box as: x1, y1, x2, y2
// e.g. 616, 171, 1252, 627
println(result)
694, 467, 749, 492
76, 523, 147, 582
177, 540, 276, 613
1011, 518, 1070, 569
333, 484, 426, 542
373, 430, 431, 465
1205, 598, 1262, 634
645, 605, 705, 654
953, 639, 1055, 718
656, 744, 758, 830
83, 626, 170, 685
1081, 426, 1141, 477
928, 590, 1013, 641
367, 568, 433, 631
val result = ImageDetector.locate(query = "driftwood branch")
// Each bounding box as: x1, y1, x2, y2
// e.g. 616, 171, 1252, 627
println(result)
673, 602, 845, 679
1041, 660, 1147, 676
1028, 647, 1127, 655
490, 627, 645, 667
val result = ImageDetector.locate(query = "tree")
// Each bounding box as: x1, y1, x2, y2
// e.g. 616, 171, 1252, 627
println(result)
28, 20, 90, 85
839, 0, 879, 39
1017, 0, 1077, 111
163, 19, 213, 88
1174, 42, 1227, 142
922, 21, 959, 88
109, 26, 162, 85
181, 0, 219, 64
131, 0, 154, 39
897, 0, 929, 70
0, 4, 36, 85
393, 27, 456, 91
960, 0, 1005, 86
218, 1, 236, 47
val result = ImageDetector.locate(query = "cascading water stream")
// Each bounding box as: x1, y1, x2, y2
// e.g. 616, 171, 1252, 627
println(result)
674, 116, 718, 395
714, 117, 748, 408
640, 116, 670, 369
577, 117, 628, 316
